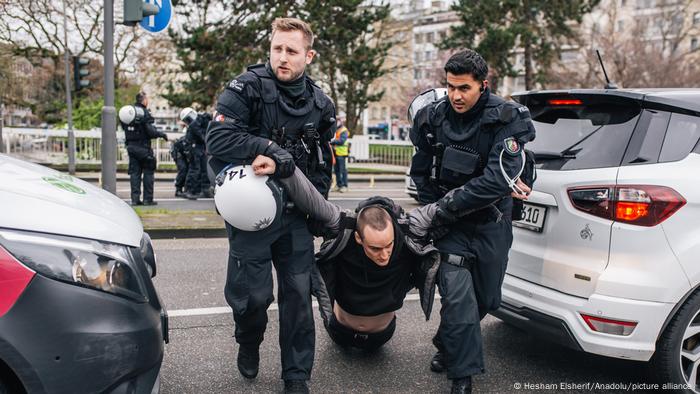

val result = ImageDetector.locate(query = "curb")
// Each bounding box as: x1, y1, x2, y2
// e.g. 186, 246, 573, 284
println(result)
146, 227, 227, 239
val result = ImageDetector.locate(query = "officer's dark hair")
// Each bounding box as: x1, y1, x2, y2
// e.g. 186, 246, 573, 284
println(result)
444, 49, 488, 82
135, 92, 147, 104
271, 17, 314, 50
356, 206, 391, 238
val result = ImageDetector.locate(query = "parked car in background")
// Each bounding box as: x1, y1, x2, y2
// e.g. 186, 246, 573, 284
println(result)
0, 154, 168, 393
493, 89, 700, 391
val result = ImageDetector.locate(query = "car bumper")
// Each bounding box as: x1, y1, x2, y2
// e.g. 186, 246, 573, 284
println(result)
0, 274, 165, 394
493, 273, 675, 361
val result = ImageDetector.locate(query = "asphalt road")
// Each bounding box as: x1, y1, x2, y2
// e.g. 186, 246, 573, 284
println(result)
153, 237, 655, 394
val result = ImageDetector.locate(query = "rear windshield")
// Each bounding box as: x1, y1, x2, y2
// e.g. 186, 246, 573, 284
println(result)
521, 95, 641, 170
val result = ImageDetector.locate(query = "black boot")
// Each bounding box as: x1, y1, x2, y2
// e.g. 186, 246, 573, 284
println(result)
450, 377, 472, 394
431, 349, 446, 373
431, 335, 446, 373
237, 344, 259, 379
175, 187, 186, 198
284, 380, 309, 394
184, 191, 199, 200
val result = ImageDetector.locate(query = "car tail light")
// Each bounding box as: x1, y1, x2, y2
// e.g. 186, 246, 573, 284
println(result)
548, 99, 583, 106
581, 313, 637, 336
568, 185, 685, 226
0, 245, 35, 317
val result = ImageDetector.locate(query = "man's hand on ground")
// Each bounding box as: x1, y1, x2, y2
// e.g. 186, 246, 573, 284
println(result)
252, 155, 276, 175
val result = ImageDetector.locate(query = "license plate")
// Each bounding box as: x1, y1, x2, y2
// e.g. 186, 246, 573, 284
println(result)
514, 203, 547, 233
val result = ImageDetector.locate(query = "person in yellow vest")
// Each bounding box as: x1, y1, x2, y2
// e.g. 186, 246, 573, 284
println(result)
331, 112, 350, 192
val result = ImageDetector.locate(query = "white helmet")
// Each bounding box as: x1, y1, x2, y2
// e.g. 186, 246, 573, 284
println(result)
179, 107, 197, 125
407, 88, 448, 126
118, 105, 145, 125
214, 165, 283, 231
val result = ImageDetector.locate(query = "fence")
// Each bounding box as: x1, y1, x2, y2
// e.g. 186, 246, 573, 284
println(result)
0, 128, 416, 168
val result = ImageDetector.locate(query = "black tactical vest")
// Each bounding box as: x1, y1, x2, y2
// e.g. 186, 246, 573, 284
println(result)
427, 95, 505, 191
247, 64, 330, 175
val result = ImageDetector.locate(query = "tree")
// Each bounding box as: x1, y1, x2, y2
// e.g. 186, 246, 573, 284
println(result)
547, 0, 700, 89
443, 0, 599, 92
301, 0, 392, 134
0, 0, 143, 124
164, 1, 292, 110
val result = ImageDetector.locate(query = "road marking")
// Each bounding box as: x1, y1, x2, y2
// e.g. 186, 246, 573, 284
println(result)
122, 197, 415, 203
168, 293, 431, 317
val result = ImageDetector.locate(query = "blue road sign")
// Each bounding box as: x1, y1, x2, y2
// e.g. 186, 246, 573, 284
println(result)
140, 0, 172, 33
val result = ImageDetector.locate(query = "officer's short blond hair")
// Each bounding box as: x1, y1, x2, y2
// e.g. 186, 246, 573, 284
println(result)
271, 18, 314, 50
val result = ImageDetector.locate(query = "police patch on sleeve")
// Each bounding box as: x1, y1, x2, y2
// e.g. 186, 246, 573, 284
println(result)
228, 79, 244, 93
504, 137, 521, 155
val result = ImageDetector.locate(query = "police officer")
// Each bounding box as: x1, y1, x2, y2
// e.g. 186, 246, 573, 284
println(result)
121, 92, 168, 206
179, 107, 212, 200
330, 112, 350, 192
170, 133, 190, 198
409, 50, 535, 393
206, 17, 334, 394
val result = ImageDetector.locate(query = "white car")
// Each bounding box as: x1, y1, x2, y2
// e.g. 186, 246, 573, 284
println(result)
493, 89, 700, 391
0, 154, 167, 393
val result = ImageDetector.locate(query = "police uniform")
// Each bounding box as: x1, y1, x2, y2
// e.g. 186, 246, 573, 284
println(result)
170, 136, 190, 196
121, 102, 167, 204
185, 113, 212, 197
207, 63, 335, 381
409, 89, 535, 380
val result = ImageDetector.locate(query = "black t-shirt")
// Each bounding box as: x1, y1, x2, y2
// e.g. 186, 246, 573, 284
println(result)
334, 234, 415, 316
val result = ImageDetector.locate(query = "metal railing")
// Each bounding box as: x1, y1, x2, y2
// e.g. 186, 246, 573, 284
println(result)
1, 128, 415, 168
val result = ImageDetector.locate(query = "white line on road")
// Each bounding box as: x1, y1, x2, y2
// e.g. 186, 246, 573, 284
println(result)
168, 293, 429, 317
122, 197, 415, 202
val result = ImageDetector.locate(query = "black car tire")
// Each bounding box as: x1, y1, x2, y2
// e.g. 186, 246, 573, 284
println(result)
650, 289, 700, 393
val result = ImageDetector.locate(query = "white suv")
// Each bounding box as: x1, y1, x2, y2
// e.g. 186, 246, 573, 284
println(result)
492, 89, 700, 390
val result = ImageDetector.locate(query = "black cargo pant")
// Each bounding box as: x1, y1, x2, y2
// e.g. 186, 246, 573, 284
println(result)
433, 215, 513, 379
224, 208, 315, 381
126, 144, 156, 203
186, 146, 206, 194
174, 155, 188, 191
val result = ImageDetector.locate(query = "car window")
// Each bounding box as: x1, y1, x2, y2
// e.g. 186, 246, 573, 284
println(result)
527, 101, 641, 170
660, 113, 700, 162
622, 109, 670, 166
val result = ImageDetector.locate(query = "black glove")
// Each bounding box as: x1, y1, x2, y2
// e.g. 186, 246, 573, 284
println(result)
161, 133, 169, 141
264, 142, 295, 178
432, 197, 459, 227
429, 225, 450, 241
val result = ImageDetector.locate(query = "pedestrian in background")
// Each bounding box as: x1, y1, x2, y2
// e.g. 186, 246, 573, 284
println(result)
170, 133, 190, 198
330, 112, 350, 192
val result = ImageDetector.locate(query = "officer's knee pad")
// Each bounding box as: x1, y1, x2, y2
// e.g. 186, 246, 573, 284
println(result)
247, 287, 274, 310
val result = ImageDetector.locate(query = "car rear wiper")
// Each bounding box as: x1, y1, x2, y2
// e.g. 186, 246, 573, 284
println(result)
534, 151, 577, 160
559, 124, 606, 157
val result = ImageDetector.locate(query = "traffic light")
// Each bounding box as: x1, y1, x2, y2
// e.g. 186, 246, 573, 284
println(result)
123, 0, 160, 26
73, 56, 90, 91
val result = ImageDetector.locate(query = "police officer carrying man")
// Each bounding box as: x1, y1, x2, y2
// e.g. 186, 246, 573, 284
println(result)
179, 107, 212, 200
121, 92, 168, 206
409, 50, 536, 393
206, 17, 335, 394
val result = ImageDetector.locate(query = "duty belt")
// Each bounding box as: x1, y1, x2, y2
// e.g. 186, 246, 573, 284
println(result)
441, 253, 474, 271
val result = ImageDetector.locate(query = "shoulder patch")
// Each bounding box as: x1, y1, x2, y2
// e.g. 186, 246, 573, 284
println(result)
228, 79, 244, 93
503, 137, 521, 155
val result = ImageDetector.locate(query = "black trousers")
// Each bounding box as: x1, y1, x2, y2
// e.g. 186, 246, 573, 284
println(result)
325, 313, 396, 351
224, 209, 315, 381
127, 145, 156, 203
433, 217, 513, 379
174, 156, 188, 190
186, 147, 206, 194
